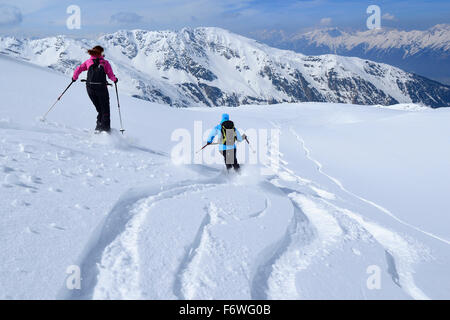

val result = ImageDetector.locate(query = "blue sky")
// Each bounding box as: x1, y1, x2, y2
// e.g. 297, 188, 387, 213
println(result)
0, 0, 448, 38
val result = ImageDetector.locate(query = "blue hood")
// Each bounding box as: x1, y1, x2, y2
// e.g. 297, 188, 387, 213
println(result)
220, 113, 229, 124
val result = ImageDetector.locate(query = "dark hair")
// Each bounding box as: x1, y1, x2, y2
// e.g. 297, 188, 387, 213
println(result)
87, 45, 104, 57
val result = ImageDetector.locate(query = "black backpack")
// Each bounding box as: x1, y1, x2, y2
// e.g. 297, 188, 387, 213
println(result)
221, 120, 236, 146
87, 58, 107, 84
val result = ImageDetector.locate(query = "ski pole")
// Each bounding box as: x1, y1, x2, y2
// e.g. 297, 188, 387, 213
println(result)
243, 135, 256, 153
41, 79, 75, 121
196, 142, 218, 153
114, 82, 125, 135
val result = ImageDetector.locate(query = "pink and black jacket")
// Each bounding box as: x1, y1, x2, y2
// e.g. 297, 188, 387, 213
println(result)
72, 56, 117, 83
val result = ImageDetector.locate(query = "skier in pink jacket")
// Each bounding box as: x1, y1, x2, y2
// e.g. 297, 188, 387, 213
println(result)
72, 46, 118, 132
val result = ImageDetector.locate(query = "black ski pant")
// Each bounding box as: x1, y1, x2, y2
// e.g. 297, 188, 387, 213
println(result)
222, 149, 240, 172
86, 85, 110, 131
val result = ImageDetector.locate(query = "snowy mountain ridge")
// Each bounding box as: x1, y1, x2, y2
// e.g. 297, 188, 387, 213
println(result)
289, 24, 450, 56
253, 24, 450, 85
1, 27, 449, 108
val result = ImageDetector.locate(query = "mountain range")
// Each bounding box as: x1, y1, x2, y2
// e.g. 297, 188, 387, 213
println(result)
0, 27, 449, 108
252, 24, 450, 85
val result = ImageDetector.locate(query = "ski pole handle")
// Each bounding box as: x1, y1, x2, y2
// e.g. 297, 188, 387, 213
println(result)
242, 134, 250, 145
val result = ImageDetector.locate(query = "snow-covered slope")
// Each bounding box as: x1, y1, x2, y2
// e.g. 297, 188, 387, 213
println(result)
254, 24, 450, 85
0, 27, 449, 108
1, 56, 450, 299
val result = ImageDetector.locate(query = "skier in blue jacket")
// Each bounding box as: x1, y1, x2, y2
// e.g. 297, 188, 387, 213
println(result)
207, 113, 245, 172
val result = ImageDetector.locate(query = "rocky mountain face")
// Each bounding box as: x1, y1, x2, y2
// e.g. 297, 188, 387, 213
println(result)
253, 24, 450, 85
1, 27, 449, 108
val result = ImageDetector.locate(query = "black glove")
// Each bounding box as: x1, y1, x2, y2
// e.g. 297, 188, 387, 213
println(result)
114, 78, 118, 84
206, 141, 212, 145
72, 77, 76, 82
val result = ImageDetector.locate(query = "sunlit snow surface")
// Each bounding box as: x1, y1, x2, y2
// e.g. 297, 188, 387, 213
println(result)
1, 56, 449, 300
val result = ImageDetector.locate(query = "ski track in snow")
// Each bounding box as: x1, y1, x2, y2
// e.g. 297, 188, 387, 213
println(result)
263, 170, 429, 299
321, 199, 430, 300
250, 194, 314, 299
71, 181, 222, 299
42, 118, 433, 300
43, 118, 432, 300
278, 127, 431, 299
264, 193, 343, 299
81, 176, 284, 300
246, 120, 430, 299
289, 127, 450, 246
176, 202, 222, 300
248, 198, 270, 219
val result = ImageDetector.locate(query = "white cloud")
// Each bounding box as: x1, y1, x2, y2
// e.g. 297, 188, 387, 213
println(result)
382, 13, 396, 21
320, 17, 332, 26
0, 4, 22, 26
